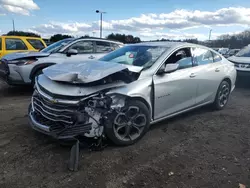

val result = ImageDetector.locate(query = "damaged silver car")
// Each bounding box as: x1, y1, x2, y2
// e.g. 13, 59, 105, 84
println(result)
28, 42, 237, 146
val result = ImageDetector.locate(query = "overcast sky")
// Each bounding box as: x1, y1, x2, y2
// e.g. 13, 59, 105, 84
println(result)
0, 0, 250, 40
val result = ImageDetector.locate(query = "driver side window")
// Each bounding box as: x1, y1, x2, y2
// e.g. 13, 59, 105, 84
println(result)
165, 48, 192, 69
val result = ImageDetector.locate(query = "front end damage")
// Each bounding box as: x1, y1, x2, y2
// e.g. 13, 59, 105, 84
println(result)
28, 60, 152, 149
29, 79, 127, 140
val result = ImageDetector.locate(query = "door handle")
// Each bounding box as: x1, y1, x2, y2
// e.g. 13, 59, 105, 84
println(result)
88, 55, 95, 59
215, 68, 220, 72
189, 73, 196, 78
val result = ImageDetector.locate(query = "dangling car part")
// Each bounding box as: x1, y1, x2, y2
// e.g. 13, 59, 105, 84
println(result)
29, 42, 237, 146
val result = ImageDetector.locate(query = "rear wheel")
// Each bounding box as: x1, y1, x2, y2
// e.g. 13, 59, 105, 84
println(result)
212, 80, 230, 110
105, 100, 150, 146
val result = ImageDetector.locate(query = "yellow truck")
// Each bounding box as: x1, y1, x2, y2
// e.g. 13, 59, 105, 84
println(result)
0, 36, 47, 58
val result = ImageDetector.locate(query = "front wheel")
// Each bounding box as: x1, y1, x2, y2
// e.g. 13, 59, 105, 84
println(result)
105, 100, 150, 146
31, 69, 43, 86
212, 80, 231, 110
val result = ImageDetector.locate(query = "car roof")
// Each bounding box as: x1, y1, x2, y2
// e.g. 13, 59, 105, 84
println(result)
0, 36, 43, 40
73, 37, 124, 45
127, 41, 213, 50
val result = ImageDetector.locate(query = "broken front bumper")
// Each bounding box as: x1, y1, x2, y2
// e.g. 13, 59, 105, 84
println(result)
28, 84, 93, 139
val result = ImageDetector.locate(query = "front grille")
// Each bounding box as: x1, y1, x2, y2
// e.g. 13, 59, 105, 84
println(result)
230, 61, 250, 68
32, 88, 92, 138
33, 96, 77, 125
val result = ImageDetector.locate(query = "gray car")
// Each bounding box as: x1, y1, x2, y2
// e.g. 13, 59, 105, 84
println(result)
0, 37, 123, 85
29, 42, 237, 146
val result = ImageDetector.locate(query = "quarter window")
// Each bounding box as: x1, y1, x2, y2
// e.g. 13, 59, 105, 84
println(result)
192, 48, 213, 66
68, 41, 94, 54
5, 38, 28, 50
27, 39, 45, 50
96, 41, 112, 53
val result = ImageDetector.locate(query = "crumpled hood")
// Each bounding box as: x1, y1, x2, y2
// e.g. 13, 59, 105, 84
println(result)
228, 56, 250, 64
1, 51, 50, 61
43, 60, 143, 83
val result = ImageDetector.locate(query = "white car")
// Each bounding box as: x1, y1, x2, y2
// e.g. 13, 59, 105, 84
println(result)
228, 45, 250, 76
0, 37, 123, 85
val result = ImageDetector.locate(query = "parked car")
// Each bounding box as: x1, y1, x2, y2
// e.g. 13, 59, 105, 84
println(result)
228, 45, 250, 76
0, 36, 46, 58
212, 48, 220, 52
0, 37, 123, 85
218, 48, 229, 55
224, 49, 240, 58
28, 42, 236, 146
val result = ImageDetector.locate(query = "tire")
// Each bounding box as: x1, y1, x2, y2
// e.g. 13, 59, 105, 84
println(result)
105, 100, 150, 146
212, 80, 231, 110
31, 69, 43, 86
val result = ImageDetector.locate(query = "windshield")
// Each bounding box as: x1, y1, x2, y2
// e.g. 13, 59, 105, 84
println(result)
99, 45, 168, 68
235, 46, 250, 57
41, 38, 74, 53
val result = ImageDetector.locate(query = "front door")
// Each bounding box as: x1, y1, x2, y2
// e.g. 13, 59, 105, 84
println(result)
65, 40, 96, 62
153, 47, 198, 120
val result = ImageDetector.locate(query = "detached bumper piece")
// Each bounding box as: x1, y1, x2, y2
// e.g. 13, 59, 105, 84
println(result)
29, 94, 92, 139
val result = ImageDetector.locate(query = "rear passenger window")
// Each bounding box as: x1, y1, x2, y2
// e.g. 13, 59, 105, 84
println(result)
212, 52, 222, 62
6, 38, 28, 50
0, 38, 2, 51
192, 48, 213, 66
96, 41, 112, 53
27, 39, 45, 50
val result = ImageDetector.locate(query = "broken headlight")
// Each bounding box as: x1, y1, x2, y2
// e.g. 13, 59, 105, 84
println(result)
87, 95, 112, 109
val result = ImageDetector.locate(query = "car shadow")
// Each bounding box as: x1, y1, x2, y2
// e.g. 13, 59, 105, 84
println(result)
0, 82, 33, 97
235, 75, 250, 89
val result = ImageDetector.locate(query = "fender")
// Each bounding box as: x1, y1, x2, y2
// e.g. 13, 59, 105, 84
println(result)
29, 63, 56, 80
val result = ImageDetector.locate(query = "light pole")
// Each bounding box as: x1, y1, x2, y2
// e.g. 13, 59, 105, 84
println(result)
209, 29, 212, 41
96, 10, 106, 38
12, 19, 15, 32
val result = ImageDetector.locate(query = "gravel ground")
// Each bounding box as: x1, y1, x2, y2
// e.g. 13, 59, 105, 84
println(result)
0, 78, 250, 188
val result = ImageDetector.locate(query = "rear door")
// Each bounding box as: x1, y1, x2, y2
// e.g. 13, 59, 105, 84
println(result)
191, 47, 224, 105
26, 38, 46, 51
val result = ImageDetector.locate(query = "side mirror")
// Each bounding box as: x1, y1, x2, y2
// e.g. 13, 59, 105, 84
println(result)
164, 63, 179, 73
158, 63, 179, 74
66, 49, 78, 56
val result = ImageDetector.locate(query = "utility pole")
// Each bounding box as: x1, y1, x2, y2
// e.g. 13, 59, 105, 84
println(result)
12, 19, 15, 32
96, 10, 106, 38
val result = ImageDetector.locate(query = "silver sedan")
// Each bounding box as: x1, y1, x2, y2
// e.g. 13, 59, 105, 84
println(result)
29, 42, 237, 146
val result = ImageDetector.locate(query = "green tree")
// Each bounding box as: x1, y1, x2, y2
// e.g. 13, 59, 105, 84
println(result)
5, 31, 40, 37
106, 33, 141, 43
50, 34, 73, 42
